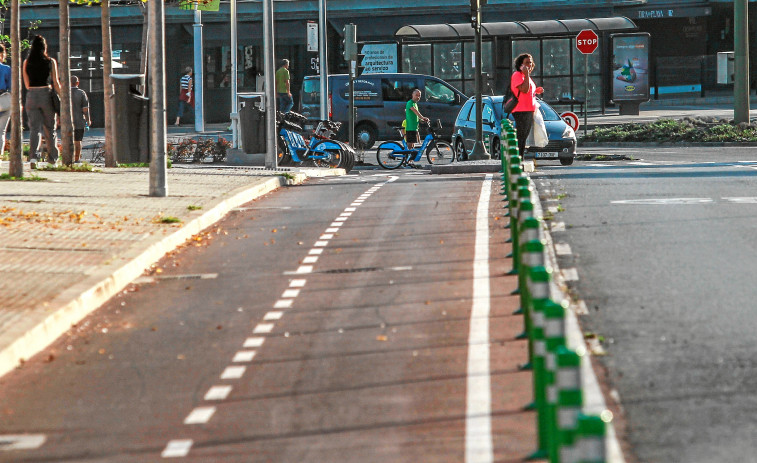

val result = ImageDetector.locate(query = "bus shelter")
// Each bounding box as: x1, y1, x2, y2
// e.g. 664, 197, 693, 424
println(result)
395, 17, 637, 113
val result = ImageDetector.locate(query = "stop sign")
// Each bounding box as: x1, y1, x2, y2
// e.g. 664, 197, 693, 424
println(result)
576, 29, 598, 54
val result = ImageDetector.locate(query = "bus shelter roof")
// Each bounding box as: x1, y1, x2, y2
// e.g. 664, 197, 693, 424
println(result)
395, 16, 637, 40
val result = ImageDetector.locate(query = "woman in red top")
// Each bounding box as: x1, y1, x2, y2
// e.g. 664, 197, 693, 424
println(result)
510, 53, 544, 156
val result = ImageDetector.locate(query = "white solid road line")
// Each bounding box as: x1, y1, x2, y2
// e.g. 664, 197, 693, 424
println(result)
465, 174, 494, 463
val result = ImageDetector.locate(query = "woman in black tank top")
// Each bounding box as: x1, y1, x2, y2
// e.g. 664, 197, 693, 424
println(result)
23, 34, 61, 167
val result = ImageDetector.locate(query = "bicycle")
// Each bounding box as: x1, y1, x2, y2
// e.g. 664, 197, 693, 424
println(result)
375, 120, 454, 169
276, 111, 355, 171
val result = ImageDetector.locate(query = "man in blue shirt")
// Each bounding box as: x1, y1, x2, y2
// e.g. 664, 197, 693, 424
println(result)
0, 44, 11, 159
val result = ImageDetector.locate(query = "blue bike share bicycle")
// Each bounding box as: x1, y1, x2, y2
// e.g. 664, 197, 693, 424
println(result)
375, 120, 454, 169
277, 111, 355, 171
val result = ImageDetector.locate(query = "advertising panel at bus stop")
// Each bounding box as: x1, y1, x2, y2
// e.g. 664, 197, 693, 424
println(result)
611, 33, 651, 102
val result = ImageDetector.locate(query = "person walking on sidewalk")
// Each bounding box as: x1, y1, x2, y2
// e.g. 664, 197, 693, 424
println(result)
23, 34, 61, 169
510, 53, 544, 157
174, 66, 193, 126
275, 59, 293, 113
70, 75, 90, 163
0, 44, 11, 158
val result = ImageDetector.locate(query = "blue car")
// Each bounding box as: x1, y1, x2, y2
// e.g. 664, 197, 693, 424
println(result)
452, 96, 577, 165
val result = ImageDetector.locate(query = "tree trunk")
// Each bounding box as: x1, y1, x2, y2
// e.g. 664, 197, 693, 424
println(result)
101, 0, 116, 167
59, 0, 74, 166
8, 0, 22, 178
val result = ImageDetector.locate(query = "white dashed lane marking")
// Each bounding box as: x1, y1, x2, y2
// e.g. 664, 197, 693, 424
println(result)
555, 243, 572, 256
231, 351, 256, 363
220, 366, 246, 380
253, 323, 274, 334
243, 337, 265, 348
162, 440, 193, 458
184, 407, 216, 425
205, 385, 233, 400
162, 181, 390, 458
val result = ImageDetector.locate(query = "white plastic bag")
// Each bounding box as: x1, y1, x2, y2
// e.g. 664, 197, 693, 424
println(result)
531, 103, 549, 148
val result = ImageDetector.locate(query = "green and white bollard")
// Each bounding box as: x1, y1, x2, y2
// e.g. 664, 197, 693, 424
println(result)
554, 347, 583, 463
529, 298, 567, 461
573, 413, 608, 463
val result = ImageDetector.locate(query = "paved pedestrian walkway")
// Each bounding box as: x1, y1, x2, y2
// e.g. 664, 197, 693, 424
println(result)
0, 162, 342, 378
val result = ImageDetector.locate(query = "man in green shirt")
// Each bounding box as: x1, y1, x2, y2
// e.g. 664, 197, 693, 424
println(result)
405, 88, 429, 148
275, 59, 293, 113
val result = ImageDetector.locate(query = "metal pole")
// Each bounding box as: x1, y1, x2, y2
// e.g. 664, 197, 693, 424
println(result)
318, 0, 329, 120
263, 0, 277, 168
193, 9, 205, 132
469, 0, 489, 160
148, 0, 167, 196
734, 0, 750, 123
230, 0, 239, 147
584, 53, 588, 138
349, 67, 355, 146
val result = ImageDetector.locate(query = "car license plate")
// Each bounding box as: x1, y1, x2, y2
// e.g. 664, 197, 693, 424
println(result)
534, 152, 555, 158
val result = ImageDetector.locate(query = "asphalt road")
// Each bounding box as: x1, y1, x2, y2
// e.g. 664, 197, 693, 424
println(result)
533, 146, 757, 463
0, 168, 535, 462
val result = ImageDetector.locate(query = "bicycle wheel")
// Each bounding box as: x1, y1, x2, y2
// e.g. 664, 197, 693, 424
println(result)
277, 136, 293, 166
311, 140, 342, 168
376, 142, 405, 169
426, 141, 454, 165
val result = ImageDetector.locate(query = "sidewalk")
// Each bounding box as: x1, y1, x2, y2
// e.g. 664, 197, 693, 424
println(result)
0, 162, 343, 378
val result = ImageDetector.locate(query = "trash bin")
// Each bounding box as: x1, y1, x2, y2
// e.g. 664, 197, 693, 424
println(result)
111, 74, 150, 163
238, 93, 265, 154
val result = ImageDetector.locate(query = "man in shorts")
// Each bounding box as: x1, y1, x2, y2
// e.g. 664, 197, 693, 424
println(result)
405, 88, 429, 149
70, 76, 91, 163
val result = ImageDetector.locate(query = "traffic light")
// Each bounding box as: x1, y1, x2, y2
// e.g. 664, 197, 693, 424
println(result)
343, 23, 357, 61
355, 44, 366, 77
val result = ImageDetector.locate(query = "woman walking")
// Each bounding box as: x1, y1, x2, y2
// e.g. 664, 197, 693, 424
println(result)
174, 66, 193, 126
23, 34, 61, 168
510, 53, 543, 156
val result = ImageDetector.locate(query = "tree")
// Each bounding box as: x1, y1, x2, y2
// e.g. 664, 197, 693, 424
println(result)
7, 0, 22, 177
58, 0, 75, 166
101, 0, 115, 167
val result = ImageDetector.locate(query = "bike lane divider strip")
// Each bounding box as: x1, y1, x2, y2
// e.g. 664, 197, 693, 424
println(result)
161, 180, 390, 459
465, 174, 494, 463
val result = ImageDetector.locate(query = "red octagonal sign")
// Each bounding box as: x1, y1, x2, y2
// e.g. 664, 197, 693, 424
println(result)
576, 29, 598, 55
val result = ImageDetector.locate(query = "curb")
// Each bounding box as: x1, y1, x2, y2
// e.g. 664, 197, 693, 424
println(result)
580, 141, 757, 148
430, 160, 535, 174
533, 189, 626, 463
0, 173, 311, 379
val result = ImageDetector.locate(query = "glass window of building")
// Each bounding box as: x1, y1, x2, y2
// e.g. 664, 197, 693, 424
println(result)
402, 43, 431, 75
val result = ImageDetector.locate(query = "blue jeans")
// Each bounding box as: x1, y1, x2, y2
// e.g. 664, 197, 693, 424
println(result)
277, 93, 293, 113
177, 99, 193, 119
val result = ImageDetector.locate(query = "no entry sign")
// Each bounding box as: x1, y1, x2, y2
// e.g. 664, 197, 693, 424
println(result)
560, 111, 579, 131
576, 29, 598, 54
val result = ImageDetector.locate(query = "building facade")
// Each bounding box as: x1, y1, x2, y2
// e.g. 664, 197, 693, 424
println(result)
15, 0, 755, 126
